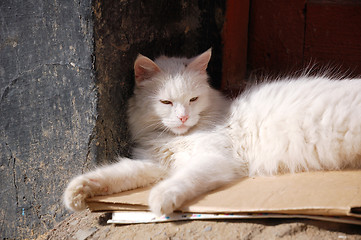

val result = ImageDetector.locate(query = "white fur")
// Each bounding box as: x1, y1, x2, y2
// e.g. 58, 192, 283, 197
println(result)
229, 77, 361, 176
64, 50, 361, 216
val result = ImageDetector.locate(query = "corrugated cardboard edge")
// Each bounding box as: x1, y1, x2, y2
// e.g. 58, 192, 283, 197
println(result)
87, 202, 361, 218
86, 170, 361, 218
87, 203, 148, 212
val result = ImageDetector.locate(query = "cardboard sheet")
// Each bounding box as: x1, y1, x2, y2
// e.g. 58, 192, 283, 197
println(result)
107, 212, 361, 225
86, 170, 361, 218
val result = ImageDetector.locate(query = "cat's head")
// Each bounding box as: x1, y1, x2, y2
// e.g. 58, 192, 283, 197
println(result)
133, 49, 214, 135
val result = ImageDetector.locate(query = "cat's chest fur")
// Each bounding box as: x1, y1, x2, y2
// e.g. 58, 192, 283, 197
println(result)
148, 135, 193, 169
139, 130, 229, 170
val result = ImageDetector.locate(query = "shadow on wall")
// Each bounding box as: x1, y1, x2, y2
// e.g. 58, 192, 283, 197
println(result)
93, 0, 226, 164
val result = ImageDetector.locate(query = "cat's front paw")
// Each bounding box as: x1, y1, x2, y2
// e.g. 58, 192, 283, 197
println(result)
63, 175, 108, 211
148, 182, 186, 216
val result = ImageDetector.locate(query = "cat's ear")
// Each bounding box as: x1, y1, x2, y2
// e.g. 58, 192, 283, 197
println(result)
134, 54, 161, 85
186, 48, 212, 73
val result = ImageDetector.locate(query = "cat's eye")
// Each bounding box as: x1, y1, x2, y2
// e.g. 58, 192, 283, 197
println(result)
190, 97, 198, 102
160, 100, 173, 105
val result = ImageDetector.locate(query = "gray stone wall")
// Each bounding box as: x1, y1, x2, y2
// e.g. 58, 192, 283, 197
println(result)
0, 1, 96, 238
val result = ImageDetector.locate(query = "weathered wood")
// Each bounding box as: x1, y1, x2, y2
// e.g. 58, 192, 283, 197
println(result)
247, 0, 306, 77
221, 0, 250, 94
304, 0, 361, 75
247, 0, 361, 77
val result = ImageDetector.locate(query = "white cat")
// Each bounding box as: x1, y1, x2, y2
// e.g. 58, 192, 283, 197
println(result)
64, 49, 361, 216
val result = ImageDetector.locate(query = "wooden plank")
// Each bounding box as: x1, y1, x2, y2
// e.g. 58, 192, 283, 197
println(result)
247, 0, 306, 76
304, 1, 361, 76
221, 0, 250, 95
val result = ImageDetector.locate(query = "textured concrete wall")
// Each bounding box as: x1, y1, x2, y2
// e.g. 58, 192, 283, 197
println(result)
0, 1, 96, 238
0, 0, 225, 238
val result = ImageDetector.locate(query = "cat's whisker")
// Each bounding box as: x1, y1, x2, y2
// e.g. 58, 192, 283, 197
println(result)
156, 126, 171, 139
131, 121, 165, 138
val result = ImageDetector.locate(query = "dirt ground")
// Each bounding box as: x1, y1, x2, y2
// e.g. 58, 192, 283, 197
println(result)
39, 210, 361, 240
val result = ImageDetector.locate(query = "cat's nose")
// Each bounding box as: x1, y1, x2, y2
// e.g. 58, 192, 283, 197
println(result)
179, 115, 189, 123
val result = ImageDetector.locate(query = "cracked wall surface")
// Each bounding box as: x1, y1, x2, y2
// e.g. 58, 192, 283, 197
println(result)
0, 1, 96, 238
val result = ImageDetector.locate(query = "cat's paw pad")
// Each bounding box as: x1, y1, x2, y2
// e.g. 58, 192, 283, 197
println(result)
148, 184, 185, 216
63, 175, 107, 211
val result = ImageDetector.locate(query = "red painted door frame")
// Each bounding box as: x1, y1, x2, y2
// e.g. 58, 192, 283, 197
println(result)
222, 0, 361, 94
